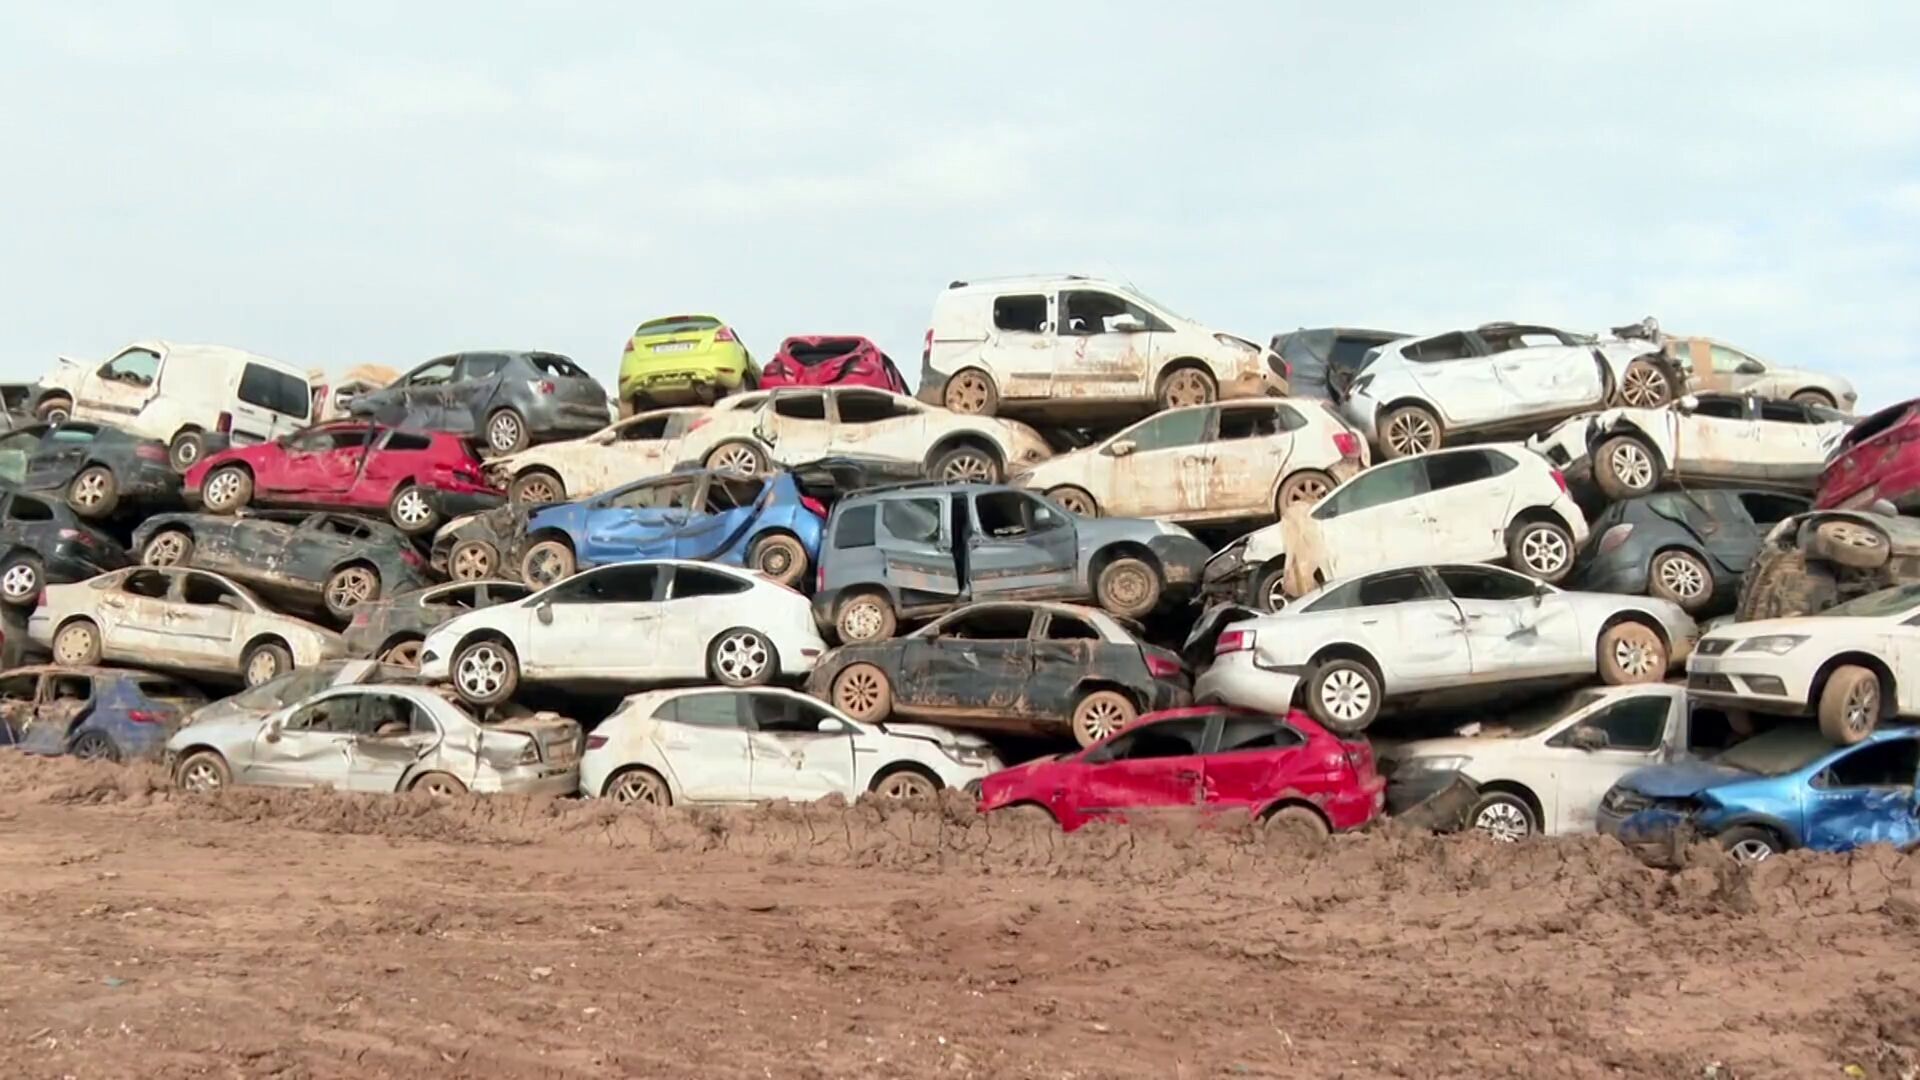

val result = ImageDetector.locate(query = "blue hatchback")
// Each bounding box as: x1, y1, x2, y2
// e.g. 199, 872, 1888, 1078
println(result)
1597, 725, 1920, 862
2, 666, 207, 763
517, 468, 825, 590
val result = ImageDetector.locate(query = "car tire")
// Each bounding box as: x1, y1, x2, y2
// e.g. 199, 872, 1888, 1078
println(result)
704, 441, 768, 477
323, 565, 382, 620
1045, 486, 1099, 517
1070, 690, 1137, 748
1808, 520, 1891, 570
746, 532, 809, 587
242, 641, 295, 688
201, 465, 254, 514
53, 618, 102, 665
1378, 404, 1442, 459
1304, 658, 1380, 735
387, 484, 440, 535
510, 470, 565, 507
410, 771, 468, 797
835, 592, 897, 644
1791, 389, 1836, 409
1818, 665, 1881, 745
930, 444, 1002, 484
1275, 469, 1335, 513
1252, 560, 1290, 613
1508, 518, 1575, 583
1262, 804, 1331, 841
168, 429, 207, 472
486, 409, 530, 455
448, 540, 499, 581
870, 765, 941, 800
0, 554, 45, 606
1597, 620, 1667, 684
451, 638, 519, 706
37, 395, 72, 425
1618, 358, 1675, 408
142, 529, 195, 567
1593, 435, 1662, 500
1095, 557, 1162, 618
830, 662, 893, 722
520, 539, 576, 588
942, 368, 999, 416
1647, 549, 1714, 612
1468, 792, 1537, 841
380, 639, 424, 669
708, 627, 778, 687
66, 465, 121, 519
1157, 367, 1217, 411
175, 749, 231, 793
607, 766, 672, 805
1718, 825, 1781, 864
70, 731, 118, 763
1737, 548, 1837, 621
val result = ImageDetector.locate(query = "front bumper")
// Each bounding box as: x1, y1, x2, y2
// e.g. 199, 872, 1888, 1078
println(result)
1192, 650, 1301, 713
1685, 653, 1811, 714
1385, 770, 1479, 830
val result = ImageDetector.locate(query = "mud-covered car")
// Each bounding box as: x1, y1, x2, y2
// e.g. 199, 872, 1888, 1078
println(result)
759, 336, 909, 393
1579, 490, 1809, 615
351, 351, 612, 456
1661, 335, 1858, 412
0, 486, 129, 607
812, 482, 1212, 644
1816, 397, 1920, 512
1735, 509, 1920, 621
484, 406, 711, 506
431, 504, 525, 582
181, 658, 418, 730
342, 580, 532, 667
1270, 327, 1409, 402
0, 422, 181, 520
1, 665, 206, 762
808, 602, 1190, 747
131, 510, 430, 622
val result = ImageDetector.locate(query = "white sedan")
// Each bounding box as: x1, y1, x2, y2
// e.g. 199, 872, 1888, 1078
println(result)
1688, 583, 1920, 745
419, 559, 826, 706
484, 406, 711, 505
31, 566, 346, 686
579, 686, 1001, 804
1195, 562, 1697, 734
1009, 399, 1367, 523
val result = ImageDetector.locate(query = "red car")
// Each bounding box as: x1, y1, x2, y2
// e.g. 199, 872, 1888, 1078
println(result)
1816, 398, 1920, 512
185, 421, 504, 535
759, 336, 909, 392
976, 706, 1384, 833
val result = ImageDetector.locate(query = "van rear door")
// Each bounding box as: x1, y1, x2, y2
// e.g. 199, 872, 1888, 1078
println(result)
232, 362, 314, 445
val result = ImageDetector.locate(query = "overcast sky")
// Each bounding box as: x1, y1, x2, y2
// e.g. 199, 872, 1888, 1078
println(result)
4, 3, 1915, 409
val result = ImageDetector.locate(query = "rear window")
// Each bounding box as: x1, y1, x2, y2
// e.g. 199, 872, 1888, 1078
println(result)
383, 432, 433, 452
137, 679, 205, 703
530, 354, 588, 379
636, 317, 721, 338
784, 339, 863, 366
239, 363, 312, 419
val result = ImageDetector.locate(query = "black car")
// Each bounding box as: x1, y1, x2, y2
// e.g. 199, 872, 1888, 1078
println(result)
1579, 489, 1809, 615
805, 600, 1190, 748
130, 510, 431, 622
431, 503, 526, 581
0, 486, 129, 606
351, 351, 611, 455
0, 422, 181, 520
1270, 327, 1411, 402
342, 578, 533, 666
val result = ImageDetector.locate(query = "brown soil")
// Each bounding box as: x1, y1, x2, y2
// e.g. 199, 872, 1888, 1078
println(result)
2, 755, 1917, 1079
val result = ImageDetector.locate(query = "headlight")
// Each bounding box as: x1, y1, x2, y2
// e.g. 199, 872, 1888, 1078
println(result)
1734, 635, 1807, 655
942, 743, 991, 765
1213, 333, 1258, 355
1395, 755, 1469, 774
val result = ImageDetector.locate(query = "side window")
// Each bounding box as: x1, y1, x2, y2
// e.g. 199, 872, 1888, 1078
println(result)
1737, 493, 1807, 525
1302, 578, 1365, 613
745, 694, 827, 735
0, 674, 37, 701
661, 693, 745, 729
7, 496, 54, 523
1096, 718, 1209, 762
1757, 399, 1812, 424
880, 498, 943, 544
1648, 492, 1718, 533
1691, 396, 1746, 421
993, 294, 1048, 333
834, 391, 915, 424
47, 676, 92, 703
1314, 459, 1428, 520
975, 492, 1065, 539
619, 416, 670, 441
1481, 328, 1570, 352
1819, 739, 1920, 789
381, 432, 433, 452
772, 393, 827, 421
704, 477, 765, 511
833, 505, 878, 549
1216, 406, 1285, 441
1436, 566, 1537, 602
1059, 290, 1160, 336
669, 567, 750, 599
50, 426, 99, 445
181, 574, 238, 607
934, 607, 1034, 640
1216, 717, 1306, 754
101, 348, 162, 385
1406, 333, 1475, 362
1550, 696, 1670, 752
122, 570, 172, 599
480, 583, 533, 605
550, 565, 659, 604
1423, 451, 1497, 492
457, 354, 507, 381
1707, 346, 1756, 374
1044, 615, 1100, 641
529, 354, 587, 379
607, 478, 695, 511
1117, 409, 1209, 454
238, 364, 312, 419
428, 585, 481, 610
406, 358, 458, 386
1355, 570, 1436, 607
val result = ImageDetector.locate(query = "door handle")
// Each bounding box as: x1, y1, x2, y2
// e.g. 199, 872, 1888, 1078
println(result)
1360, 618, 1379, 626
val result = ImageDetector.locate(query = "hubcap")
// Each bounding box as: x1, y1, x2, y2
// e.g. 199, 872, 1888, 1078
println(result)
1828, 523, 1882, 550
1263, 577, 1288, 611
1319, 669, 1372, 722
1658, 556, 1707, 599
176, 441, 199, 466
183, 760, 222, 792
206, 471, 242, 507
246, 651, 279, 686
458, 646, 509, 697
146, 534, 187, 565
1163, 371, 1211, 408
714, 447, 760, 475
54, 628, 93, 664
1474, 802, 1531, 842
1078, 699, 1128, 741
490, 414, 521, 451
1285, 477, 1329, 506
877, 773, 935, 799
1728, 839, 1773, 864
395, 490, 432, 526
3, 564, 36, 598
1609, 443, 1653, 489
1623, 366, 1667, 407
1387, 413, 1436, 456
841, 601, 885, 640
757, 544, 794, 576
615, 773, 665, 804
328, 569, 376, 610
946, 374, 990, 413
1612, 631, 1659, 678
421, 777, 460, 797
941, 453, 994, 482
715, 632, 770, 683
74, 472, 107, 506
452, 544, 493, 579
1522, 529, 1569, 575
1055, 491, 1094, 515
836, 669, 883, 716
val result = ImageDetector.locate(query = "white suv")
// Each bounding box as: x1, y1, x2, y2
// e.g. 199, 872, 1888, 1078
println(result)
918, 275, 1287, 423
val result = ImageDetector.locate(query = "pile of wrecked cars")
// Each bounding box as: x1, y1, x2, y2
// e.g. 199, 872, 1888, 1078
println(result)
5, 288, 1912, 865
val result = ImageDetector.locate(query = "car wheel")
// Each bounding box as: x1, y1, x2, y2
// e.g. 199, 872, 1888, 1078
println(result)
452, 639, 519, 706
53, 619, 102, 665
835, 592, 897, 643
1597, 621, 1667, 684
708, 627, 778, 687
1095, 556, 1162, 618
871, 766, 941, 800
608, 767, 672, 806
1719, 825, 1781, 864
1468, 792, 1537, 842
387, 485, 440, 535
1378, 404, 1442, 459
1646, 549, 1713, 612
66, 466, 121, 519
380, 639, 424, 669
448, 540, 498, 581
1275, 470, 1335, 513
486, 409, 530, 455
201, 465, 253, 514
1071, 690, 1137, 748
510, 470, 564, 507
37, 396, 71, 424
168, 429, 207, 472
410, 771, 468, 797
1818, 665, 1881, 745
1808, 520, 1891, 570
175, 750, 231, 793
1618, 358, 1674, 408
704, 441, 768, 476
323, 565, 381, 619
71, 731, 118, 763
1305, 658, 1380, 735
1252, 561, 1291, 612
0, 554, 44, 606
942, 368, 999, 416
1263, 804, 1331, 842
520, 540, 576, 588
1157, 367, 1217, 410
1508, 519, 1575, 582
1594, 435, 1661, 500
242, 642, 294, 688
1046, 486, 1098, 516
747, 532, 809, 587
931, 445, 1000, 484
142, 529, 194, 567
831, 662, 893, 722
1791, 389, 1836, 409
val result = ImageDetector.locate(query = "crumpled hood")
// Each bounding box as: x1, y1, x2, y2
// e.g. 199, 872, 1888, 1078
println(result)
1617, 761, 1751, 799
878, 722, 993, 751
1700, 616, 1809, 646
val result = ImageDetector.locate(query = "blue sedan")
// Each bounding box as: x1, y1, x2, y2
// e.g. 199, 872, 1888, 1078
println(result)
3, 666, 207, 763
1597, 725, 1920, 862
517, 468, 825, 588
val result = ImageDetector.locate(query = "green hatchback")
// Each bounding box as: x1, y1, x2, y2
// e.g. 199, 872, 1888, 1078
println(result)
618, 314, 758, 414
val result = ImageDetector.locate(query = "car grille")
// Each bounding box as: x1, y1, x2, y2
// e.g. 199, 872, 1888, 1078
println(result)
1696, 639, 1733, 657
1602, 787, 1651, 814
1688, 672, 1736, 693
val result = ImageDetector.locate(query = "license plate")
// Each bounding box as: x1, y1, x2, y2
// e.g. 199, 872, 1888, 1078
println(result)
652, 342, 696, 354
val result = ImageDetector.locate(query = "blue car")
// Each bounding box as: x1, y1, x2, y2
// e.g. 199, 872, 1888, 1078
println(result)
1, 665, 206, 763
517, 468, 825, 589
1597, 725, 1920, 862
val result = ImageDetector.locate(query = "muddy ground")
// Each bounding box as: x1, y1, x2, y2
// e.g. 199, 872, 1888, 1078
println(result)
1, 756, 1917, 1079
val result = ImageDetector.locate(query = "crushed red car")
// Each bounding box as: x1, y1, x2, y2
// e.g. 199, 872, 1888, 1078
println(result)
185, 421, 504, 536
976, 706, 1383, 833
1815, 398, 1920, 512
759, 336, 909, 392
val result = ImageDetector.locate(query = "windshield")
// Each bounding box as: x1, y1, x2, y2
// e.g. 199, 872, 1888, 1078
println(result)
1714, 726, 1833, 776
635, 317, 720, 338
1825, 583, 1920, 618
229, 665, 344, 711
1123, 287, 1187, 324
1496, 690, 1606, 737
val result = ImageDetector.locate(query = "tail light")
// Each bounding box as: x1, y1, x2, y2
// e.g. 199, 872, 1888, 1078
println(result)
623, 335, 637, 356
135, 444, 169, 462
1550, 469, 1569, 494
59, 528, 97, 547
800, 496, 827, 518
400, 547, 425, 568
1215, 629, 1256, 655
1143, 652, 1183, 678
586, 734, 608, 750
216, 412, 233, 434
1597, 523, 1635, 555
714, 327, 737, 343
528, 380, 556, 396
1332, 432, 1361, 459
128, 710, 163, 724
350, 612, 370, 626
922, 328, 934, 364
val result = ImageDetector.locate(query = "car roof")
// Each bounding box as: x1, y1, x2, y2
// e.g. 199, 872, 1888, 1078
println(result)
0, 664, 143, 679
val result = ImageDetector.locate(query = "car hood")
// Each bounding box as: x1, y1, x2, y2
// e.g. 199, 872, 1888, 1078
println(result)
1618, 761, 1750, 799
877, 722, 993, 751
1699, 615, 1816, 644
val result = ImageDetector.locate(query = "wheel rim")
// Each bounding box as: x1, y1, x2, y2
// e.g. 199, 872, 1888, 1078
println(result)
835, 668, 884, 717
1622, 365, 1667, 407
1845, 679, 1878, 737
526, 544, 570, 585
1828, 523, 1883, 551
715, 631, 770, 683
206, 471, 243, 508
328, 568, 377, 610
1284, 476, 1330, 507
1386, 413, 1435, 456
146, 533, 187, 566
245, 650, 280, 686
1318, 669, 1372, 722
1608, 443, 1653, 490
457, 645, 509, 698
451, 544, 494, 580
1103, 566, 1151, 609
420, 776, 461, 797
940, 452, 994, 483
841, 600, 885, 641
1474, 802, 1531, 842
489, 413, 522, 451
519, 476, 558, 504
3, 564, 37, 599
756, 542, 795, 577
1078, 698, 1129, 741
614, 772, 665, 804
877, 772, 936, 799
1521, 529, 1569, 575
1163, 370, 1212, 408
1054, 490, 1094, 515
54, 627, 94, 664
1657, 555, 1707, 599
183, 759, 222, 792
1263, 576, 1288, 611
395, 489, 433, 527
383, 641, 423, 668
75, 737, 107, 761
946, 373, 990, 413
176, 441, 199, 466
73, 471, 108, 508
1728, 839, 1772, 864
712, 446, 761, 475
1612, 629, 1660, 679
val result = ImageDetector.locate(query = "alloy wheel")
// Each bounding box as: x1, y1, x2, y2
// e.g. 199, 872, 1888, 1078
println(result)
205, 471, 244, 508
613, 771, 667, 805
145, 533, 188, 566
1843, 679, 1878, 740
875, 772, 937, 799
711, 446, 762, 475
1727, 839, 1773, 864
457, 645, 510, 698
1612, 635, 1660, 680
489, 413, 523, 452
1622, 366, 1668, 407
1386, 413, 1436, 456
72, 471, 109, 508
1474, 802, 1531, 842
840, 601, 886, 641
1076, 698, 1129, 741
940, 452, 995, 483
181, 759, 224, 793
1657, 556, 1707, 600
450, 543, 494, 580
327, 568, 377, 610
394, 489, 433, 528
2, 565, 37, 600
714, 631, 771, 683
1318, 669, 1372, 723
1162, 370, 1212, 408
945, 372, 992, 413
1521, 530, 1569, 575
1608, 442, 1654, 490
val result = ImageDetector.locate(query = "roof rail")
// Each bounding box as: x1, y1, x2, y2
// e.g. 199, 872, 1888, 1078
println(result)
947, 273, 1089, 289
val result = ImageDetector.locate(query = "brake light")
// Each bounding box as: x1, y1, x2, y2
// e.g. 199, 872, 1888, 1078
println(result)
216, 412, 233, 435
59, 528, 96, 547
586, 734, 608, 750
1597, 523, 1635, 555
128, 710, 163, 724
135, 443, 168, 462
714, 327, 737, 343
1215, 629, 1255, 655
800, 496, 827, 518
1332, 432, 1361, 459
529, 380, 556, 396
922, 328, 934, 364
1144, 652, 1183, 678
1551, 469, 1569, 494
623, 337, 636, 356
400, 547, 424, 568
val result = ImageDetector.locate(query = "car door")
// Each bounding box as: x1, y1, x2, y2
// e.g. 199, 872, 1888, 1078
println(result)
1198, 712, 1313, 817
1054, 289, 1159, 401
169, 572, 246, 669
650, 692, 755, 802
895, 606, 1037, 715
1541, 691, 1675, 832
1400, 333, 1516, 427
670, 474, 766, 561
876, 495, 962, 602
1301, 458, 1432, 585
1072, 716, 1211, 822
232, 362, 315, 444
301, 425, 376, 497
1750, 397, 1847, 486
447, 353, 509, 435
1479, 327, 1603, 413
22, 425, 94, 489
1101, 408, 1214, 518
1802, 737, 1920, 852
243, 697, 357, 788
1205, 403, 1297, 515
744, 693, 859, 801
1435, 565, 1584, 677
1337, 569, 1473, 690
74, 346, 164, 425
753, 391, 833, 464
582, 477, 697, 563
1412, 450, 1520, 564
95, 568, 179, 659
524, 564, 662, 677
1670, 395, 1760, 480
0, 429, 47, 487
828, 390, 928, 465
345, 694, 444, 791
966, 491, 1078, 599
383, 357, 458, 429
983, 291, 1058, 400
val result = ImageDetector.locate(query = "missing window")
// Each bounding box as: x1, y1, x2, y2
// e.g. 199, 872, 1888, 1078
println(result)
993, 294, 1047, 333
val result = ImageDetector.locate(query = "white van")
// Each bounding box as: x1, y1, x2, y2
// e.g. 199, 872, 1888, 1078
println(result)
36, 341, 315, 470
917, 274, 1289, 424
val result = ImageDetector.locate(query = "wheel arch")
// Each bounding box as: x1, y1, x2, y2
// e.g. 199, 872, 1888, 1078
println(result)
1590, 421, 1671, 471
1472, 780, 1544, 827
1715, 814, 1800, 852
1255, 796, 1334, 829
1068, 676, 1145, 713
1597, 609, 1672, 653
867, 760, 943, 793
239, 632, 293, 660
603, 761, 680, 803
925, 432, 1005, 470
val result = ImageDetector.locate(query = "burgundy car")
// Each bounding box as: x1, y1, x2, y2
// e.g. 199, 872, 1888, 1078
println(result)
184, 421, 504, 535
977, 706, 1384, 834
1816, 398, 1920, 512
759, 336, 908, 392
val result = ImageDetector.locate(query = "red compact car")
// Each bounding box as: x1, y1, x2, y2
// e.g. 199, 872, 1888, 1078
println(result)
185, 421, 504, 535
1816, 398, 1920, 512
759, 336, 909, 392
976, 706, 1383, 833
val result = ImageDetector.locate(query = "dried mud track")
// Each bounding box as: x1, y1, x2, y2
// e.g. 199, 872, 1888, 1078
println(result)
1, 758, 1917, 1079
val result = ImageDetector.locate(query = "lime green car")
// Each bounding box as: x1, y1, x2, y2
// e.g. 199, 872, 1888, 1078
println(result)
618, 315, 758, 414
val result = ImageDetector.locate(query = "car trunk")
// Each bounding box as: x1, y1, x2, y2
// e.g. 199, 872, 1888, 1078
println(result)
489, 714, 582, 766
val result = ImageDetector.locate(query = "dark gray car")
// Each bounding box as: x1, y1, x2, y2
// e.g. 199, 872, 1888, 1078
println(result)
1270, 327, 1410, 402
352, 351, 612, 456
0, 422, 182, 520
1579, 489, 1808, 616
810, 481, 1212, 643
131, 510, 431, 623
342, 579, 533, 666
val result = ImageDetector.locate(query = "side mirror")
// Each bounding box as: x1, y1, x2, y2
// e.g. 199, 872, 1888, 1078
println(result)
1107, 314, 1147, 333
1571, 725, 1607, 751
1675, 394, 1699, 413
536, 600, 553, 625
815, 718, 847, 734
264, 719, 284, 743
1110, 439, 1137, 458
1870, 498, 1897, 518
1737, 360, 1765, 375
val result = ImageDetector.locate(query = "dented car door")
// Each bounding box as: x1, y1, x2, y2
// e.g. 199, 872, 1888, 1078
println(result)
744, 695, 857, 801
1074, 716, 1210, 821
754, 391, 833, 463
1801, 738, 1920, 852
877, 495, 962, 601
170, 572, 245, 668
1436, 566, 1584, 677
1104, 408, 1212, 518
346, 697, 443, 792
1671, 396, 1760, 480
653, 692, 755, 801
1204, 404, 1294, 516
1484, 331, 1603, 414
247, 700, 354, 788
966, 492, 1078, 600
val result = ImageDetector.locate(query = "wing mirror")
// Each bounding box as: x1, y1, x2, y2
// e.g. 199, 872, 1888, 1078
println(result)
1107, 313, 1147, 333
536, 600, 553, 625
264, 718, 284, 743
1737, 360, 1765, 375
1675, 394, 1699, 413
815, 718, 849, 734
1871, 498, 1897, 518
1109, 439, 1137, 458
1570, 725, 1608, 751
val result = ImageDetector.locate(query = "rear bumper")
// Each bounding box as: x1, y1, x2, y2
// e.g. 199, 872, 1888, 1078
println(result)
1321, 775, 1386, 831
475, 765, 581, 797
1193, 651, 1301, 713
